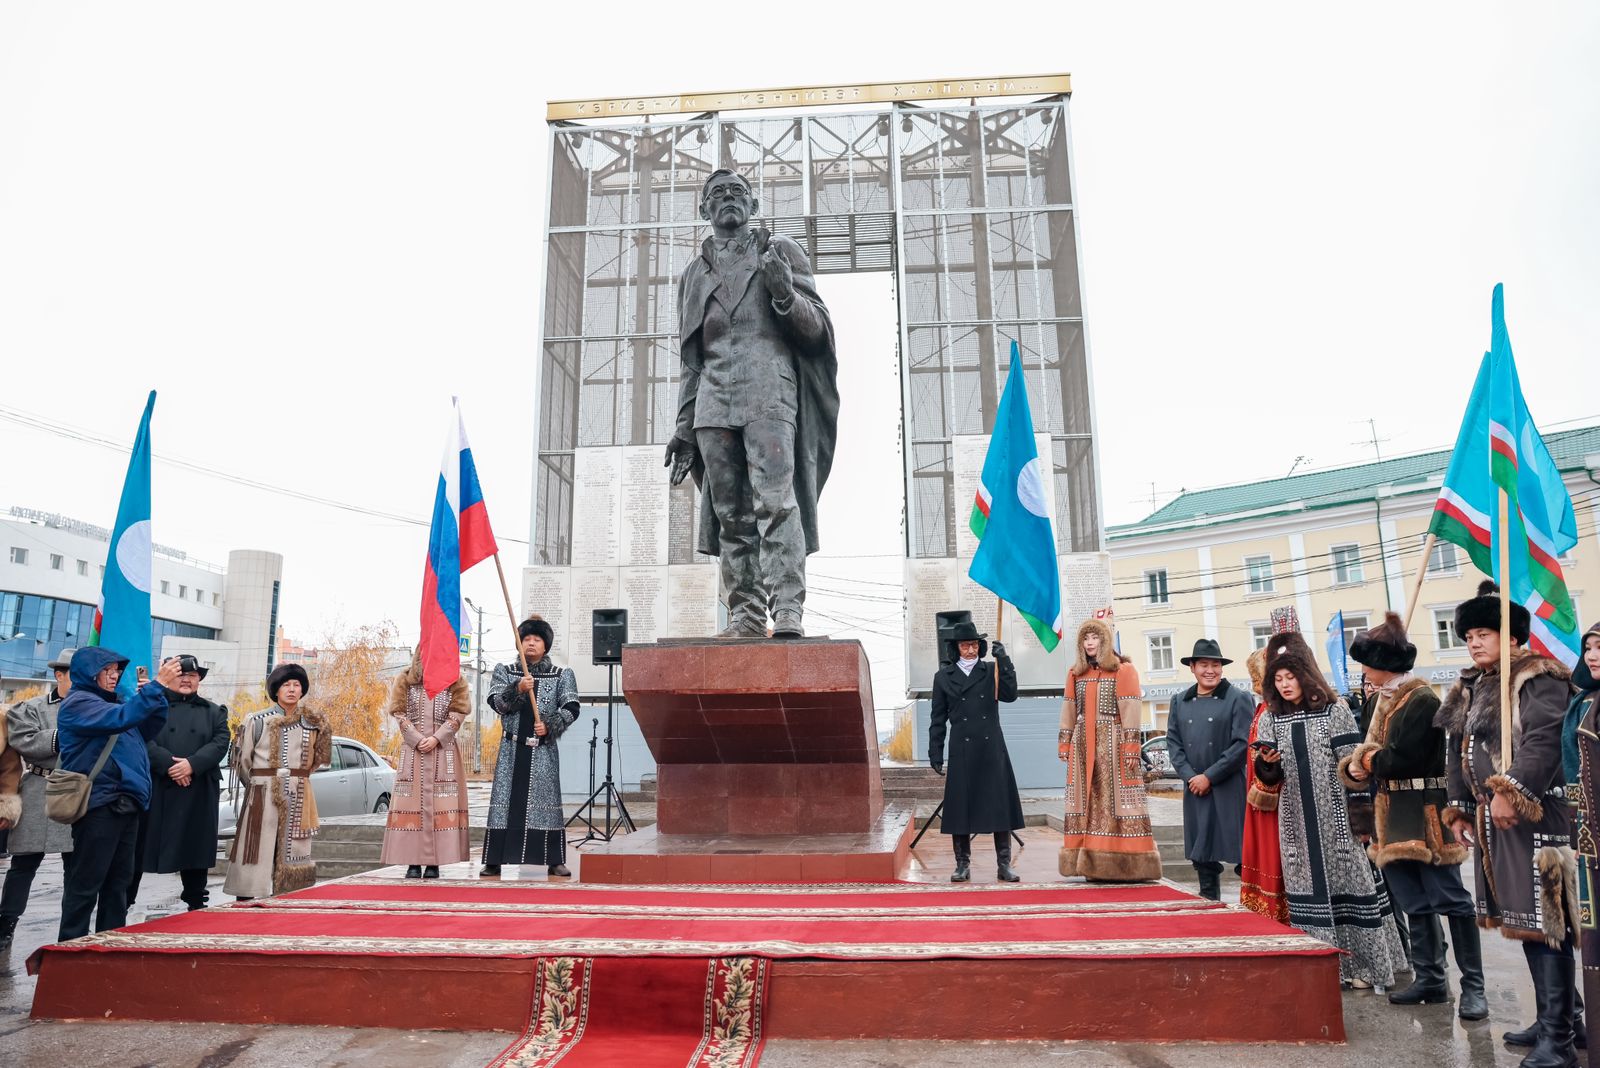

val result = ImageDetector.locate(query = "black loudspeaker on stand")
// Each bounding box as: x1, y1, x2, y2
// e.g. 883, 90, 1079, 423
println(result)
567, 608, 636, 845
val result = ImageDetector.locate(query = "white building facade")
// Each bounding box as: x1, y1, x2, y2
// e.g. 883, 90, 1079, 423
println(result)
0, 507, 283, 701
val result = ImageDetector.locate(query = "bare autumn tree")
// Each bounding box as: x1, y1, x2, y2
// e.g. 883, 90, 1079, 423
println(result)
305, 623, 402, 755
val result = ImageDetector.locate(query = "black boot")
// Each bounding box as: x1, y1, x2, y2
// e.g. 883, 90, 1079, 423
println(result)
951, 834, 971, 883
0, 915, 16, 949
422, 866, 440, 879
478, 864, 501, 878
1509, 967, 1587, 1048
405, 865, 422, 879
1194, 863, 1221, 901
1518, 946, 1577, 1068
1448, 913, 1488, 1020
996, 834, 1021, 883
1390, 913, 1450, 1004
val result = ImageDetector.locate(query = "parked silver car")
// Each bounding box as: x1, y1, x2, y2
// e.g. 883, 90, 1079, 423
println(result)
218, 735, 396, 838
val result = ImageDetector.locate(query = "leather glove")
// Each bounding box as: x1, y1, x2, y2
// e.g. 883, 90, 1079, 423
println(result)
991, 641, 1008, 660
930, 759, 944, 776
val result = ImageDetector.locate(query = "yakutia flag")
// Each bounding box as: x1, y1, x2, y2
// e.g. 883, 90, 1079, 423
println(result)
968, 341, 1062, 652
90, 391, 156, 696
1427, 285, 1580, 667
420, 398, 499, 697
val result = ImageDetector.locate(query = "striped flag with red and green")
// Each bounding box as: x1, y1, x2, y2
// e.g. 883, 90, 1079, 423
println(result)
1427, 285, 1579, 666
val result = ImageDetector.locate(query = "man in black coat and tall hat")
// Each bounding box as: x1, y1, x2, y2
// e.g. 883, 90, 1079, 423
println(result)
128, 654, 230, 911
1166, 638, 1255, 901
929, 621, 1024, 883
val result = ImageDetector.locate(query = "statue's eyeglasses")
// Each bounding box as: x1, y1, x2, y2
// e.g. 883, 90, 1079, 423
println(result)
704, 183, 751, 202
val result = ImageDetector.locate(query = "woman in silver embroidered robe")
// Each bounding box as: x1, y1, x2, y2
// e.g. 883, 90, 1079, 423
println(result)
223, 664, 330, 899
480, 618, 578, 878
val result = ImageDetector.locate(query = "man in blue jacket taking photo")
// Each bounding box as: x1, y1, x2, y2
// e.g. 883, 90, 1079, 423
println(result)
56, 647, 180, 941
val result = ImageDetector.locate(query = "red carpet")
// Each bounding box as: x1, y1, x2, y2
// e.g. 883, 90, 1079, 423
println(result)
486, 956, 766, 1067
39, 878, 1327, 960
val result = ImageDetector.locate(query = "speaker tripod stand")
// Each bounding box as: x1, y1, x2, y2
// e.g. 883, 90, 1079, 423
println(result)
567, 663, 635, 845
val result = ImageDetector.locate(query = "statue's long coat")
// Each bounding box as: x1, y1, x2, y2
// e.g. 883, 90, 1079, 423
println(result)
674, 228, 839, 557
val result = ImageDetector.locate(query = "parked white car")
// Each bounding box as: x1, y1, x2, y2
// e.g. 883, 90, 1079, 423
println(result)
218, 735, 396, 838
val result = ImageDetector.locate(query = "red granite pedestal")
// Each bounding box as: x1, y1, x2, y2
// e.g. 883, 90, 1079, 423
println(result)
581, 638, 912, 884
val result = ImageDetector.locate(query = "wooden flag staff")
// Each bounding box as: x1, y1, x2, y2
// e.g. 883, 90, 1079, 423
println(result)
492, 552, 542, 730
1499, 489, 1512, 769
995, 596, 1004, 698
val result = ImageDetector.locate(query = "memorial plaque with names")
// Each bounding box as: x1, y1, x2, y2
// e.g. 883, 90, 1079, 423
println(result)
569, 566, 620, 691
619, 566, 668, 644
951, 435, 988, 560
903, 557, 960, 691
666, 564, 719, 638
1062, 552, 1114, 635
621, 446, 669, 567
667, 478, 698, 566
957, 571, 1001, 637
571, 448, 622, 567
520, 567, 572, 659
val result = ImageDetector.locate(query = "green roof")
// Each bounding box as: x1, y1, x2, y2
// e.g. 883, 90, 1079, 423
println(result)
1108, 424, 1600, 539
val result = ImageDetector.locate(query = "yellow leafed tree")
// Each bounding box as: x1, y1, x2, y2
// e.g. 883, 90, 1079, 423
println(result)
305, 624, 402, 755
224, 687, 273, 737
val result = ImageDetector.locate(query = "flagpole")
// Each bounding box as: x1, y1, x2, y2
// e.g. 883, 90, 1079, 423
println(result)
492, 551, 542, 729
1401, 532, 1437, 632
1498, 489, 1511, 769
994, 596, 1004, 699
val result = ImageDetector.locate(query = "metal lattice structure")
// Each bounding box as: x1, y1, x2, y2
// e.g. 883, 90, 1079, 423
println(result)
533, 97, 1100, 568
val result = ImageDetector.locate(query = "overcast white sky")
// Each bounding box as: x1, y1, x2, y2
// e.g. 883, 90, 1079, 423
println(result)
2, 2, 1596, 703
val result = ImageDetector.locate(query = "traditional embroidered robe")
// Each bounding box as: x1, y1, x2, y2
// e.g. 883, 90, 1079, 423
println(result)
482, 659, 579, 866
1258, 699, 1408, 985
223, 706, 330, 898
1058, 661, 1160, 881
1241, 701, 1289, 923
381, 671, 471, 867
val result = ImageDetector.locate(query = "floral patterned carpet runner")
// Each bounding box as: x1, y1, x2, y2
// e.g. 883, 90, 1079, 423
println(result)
487, 955, 767, 1068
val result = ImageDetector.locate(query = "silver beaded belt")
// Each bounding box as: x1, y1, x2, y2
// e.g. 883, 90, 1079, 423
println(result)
1383, 777, 1448, 791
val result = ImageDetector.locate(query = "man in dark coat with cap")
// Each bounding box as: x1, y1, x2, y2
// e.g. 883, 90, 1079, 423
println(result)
128, 655, 230, 911
928, 621, 1024, 882
1165, 638, 1255, 900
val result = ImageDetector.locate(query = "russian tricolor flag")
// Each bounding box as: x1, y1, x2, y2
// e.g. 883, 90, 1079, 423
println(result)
420, 398, 499, 697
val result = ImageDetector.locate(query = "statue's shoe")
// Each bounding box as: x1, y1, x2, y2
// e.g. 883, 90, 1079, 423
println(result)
771, 612, 804, 639
715, 620, 768, 639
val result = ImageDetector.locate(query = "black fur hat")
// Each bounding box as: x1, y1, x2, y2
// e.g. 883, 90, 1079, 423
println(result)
518, 616, 555, 653
1454, 580, 1530, 643
266, 662, 310, 702
1348, 612, 1417, 673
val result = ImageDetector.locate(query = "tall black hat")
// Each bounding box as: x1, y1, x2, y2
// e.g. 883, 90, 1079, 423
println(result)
1454, 580, 1530, 644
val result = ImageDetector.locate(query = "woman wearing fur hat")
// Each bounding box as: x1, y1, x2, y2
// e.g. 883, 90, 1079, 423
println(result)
1562, 620, 1600, 1061
1240, 648, 1289, 923
381, 651, 471, 879
1339, 613, 1485, 1018
480, 617, 579, 878
1057, 619, 1159, 881
224, 663, 330, 899
1256, 631, 1408, 989
1440, 581, 1578, 1067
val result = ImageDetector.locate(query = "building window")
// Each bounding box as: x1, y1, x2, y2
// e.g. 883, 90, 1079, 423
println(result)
1250, 624, 1274, 650
178, 584, 187, 599
1144, 569, 1169, 605
1148, 632, 1174, 672
76, 559, 88, 576
1245, 555, 1274, 594
1427, 539, 1460, 575
212, 593, 221, 607
1434, 608, 1465, 651
1340, 613, 1371, 653
160, 580, 170, 595
195, 587, 203, 602
48, 554, 63, 571
9, 547, 27, 565
1331, 544, 1363, 585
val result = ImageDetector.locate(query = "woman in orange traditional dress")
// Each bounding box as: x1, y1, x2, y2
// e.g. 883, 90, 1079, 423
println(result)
1057, 619, 1161, 881
1240, 648, 1289, 922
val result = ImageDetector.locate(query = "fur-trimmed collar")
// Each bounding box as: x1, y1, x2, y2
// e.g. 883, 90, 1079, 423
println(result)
1363, 676, 1432, 745
1179, 677, 1234, 702
387, 670, 470, 720
1435, 650, 1571, 736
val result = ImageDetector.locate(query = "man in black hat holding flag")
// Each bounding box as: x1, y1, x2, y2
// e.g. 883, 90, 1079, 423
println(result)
1166, 638, 1255, 900
928, 621, 1025, 882
129, 654, 230, 911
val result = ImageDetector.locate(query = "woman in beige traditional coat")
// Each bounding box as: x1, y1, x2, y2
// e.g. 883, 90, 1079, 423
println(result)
381, 652, 470, 878
224, 664, 330, 900
1057, 619, 1161, 881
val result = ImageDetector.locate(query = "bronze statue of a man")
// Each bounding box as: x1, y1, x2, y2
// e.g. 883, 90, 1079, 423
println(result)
664, 169, 839, 638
